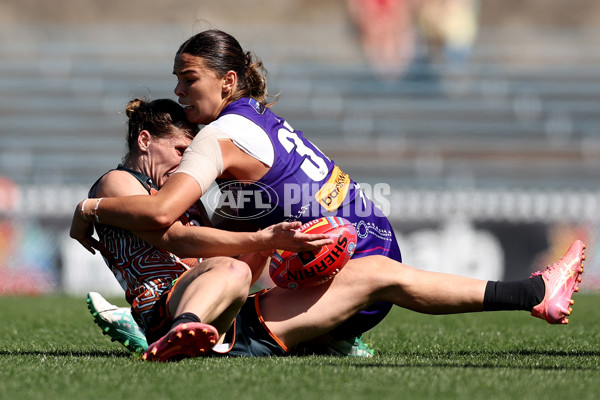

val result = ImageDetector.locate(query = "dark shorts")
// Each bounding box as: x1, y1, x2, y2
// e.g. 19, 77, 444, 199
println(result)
212, 289, 288, 357
141, 274, 189, 345
142, 289, 174, 345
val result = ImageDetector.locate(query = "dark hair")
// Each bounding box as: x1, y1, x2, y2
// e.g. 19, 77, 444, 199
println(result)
124, 98, 199, 158
177, 30, 276, 106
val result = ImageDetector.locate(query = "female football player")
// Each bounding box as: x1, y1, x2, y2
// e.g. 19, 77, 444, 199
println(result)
72, 30, 585, 361
85, 96, 335, 355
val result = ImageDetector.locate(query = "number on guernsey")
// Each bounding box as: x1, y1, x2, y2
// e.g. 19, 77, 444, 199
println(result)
277, 121, 329, 181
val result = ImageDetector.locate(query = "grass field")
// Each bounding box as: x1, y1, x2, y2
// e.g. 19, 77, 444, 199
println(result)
1, 293, 599, 400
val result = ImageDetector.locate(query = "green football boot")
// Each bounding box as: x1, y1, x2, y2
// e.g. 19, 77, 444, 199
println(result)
87, 292, 148, 353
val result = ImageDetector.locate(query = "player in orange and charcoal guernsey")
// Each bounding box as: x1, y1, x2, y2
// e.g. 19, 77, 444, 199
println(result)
73, 30, 585, 362
82, 97, 343, 359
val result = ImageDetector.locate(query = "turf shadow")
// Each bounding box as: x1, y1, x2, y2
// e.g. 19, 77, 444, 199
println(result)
314, 348, 600, 370
0, 349, 133, 358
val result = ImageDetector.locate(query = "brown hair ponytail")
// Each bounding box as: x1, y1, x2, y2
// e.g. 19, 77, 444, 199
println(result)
177, 30, 277, 107
124, 98, 198, 160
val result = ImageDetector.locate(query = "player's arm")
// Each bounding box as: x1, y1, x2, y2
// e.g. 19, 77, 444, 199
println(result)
71, 127, 247, 253
71, 172, 204, 254
94, 173, 202, 229
92, 170, 331, 257
93, 169, 202, 228
86, 126, 260, 230
132, 221, 332, 259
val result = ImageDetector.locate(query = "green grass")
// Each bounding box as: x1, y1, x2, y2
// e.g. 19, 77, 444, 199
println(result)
1, 294, 599, 400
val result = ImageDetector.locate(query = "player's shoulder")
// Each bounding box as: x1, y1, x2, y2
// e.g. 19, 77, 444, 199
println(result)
208, 113, 274, 163
210, 113, 264, 137
96, 169, 149, 197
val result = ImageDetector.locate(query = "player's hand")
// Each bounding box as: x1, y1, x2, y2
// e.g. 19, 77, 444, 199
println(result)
263, 221, 333, 252
69, 199, 99, 254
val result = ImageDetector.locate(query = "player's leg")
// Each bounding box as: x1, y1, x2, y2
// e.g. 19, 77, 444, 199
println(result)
259, 239, 585, 349
87, 257, 251, 355
289, 257, 491, 355
258, 255, 405, 349
383, 239, 585, 323
260, 254, 491, 348
143, 257, 251, 361
166, 256, 252, 334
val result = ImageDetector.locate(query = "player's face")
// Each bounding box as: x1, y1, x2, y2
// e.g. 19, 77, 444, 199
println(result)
173, 53, 228, 125
147, 129, 192, 188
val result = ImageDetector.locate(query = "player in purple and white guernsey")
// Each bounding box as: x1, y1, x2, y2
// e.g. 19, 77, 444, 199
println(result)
72, 30, 587, 360
205, 97, 401, 337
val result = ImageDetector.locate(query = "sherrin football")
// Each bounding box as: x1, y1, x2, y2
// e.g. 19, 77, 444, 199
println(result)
269, 217, 357, 290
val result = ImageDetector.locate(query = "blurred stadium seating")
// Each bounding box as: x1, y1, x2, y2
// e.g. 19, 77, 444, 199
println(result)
1, 5, 598, 220
0, 0, 599, 292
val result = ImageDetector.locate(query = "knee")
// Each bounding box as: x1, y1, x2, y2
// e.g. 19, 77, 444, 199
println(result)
341, 256, 413, 297
229, 259, 253, 287
215, 257, 252, 294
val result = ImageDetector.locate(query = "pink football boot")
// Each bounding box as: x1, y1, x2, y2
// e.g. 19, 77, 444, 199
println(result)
142, 322, 219, 362
531, 240, 586, 324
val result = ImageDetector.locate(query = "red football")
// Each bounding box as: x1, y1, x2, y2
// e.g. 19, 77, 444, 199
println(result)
269, 217, 357, 290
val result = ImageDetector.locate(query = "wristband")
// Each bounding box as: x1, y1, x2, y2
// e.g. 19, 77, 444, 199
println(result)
93, 198, 103, 224
80, 199, 90, 222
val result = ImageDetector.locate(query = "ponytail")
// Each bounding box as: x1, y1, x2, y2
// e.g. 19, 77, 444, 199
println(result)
178, 30, 278, 107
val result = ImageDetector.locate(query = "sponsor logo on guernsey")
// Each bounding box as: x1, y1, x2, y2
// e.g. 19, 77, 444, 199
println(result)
314, 165, 351, 212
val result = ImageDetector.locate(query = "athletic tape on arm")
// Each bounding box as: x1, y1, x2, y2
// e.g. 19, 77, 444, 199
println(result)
174, 126, 226, 193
